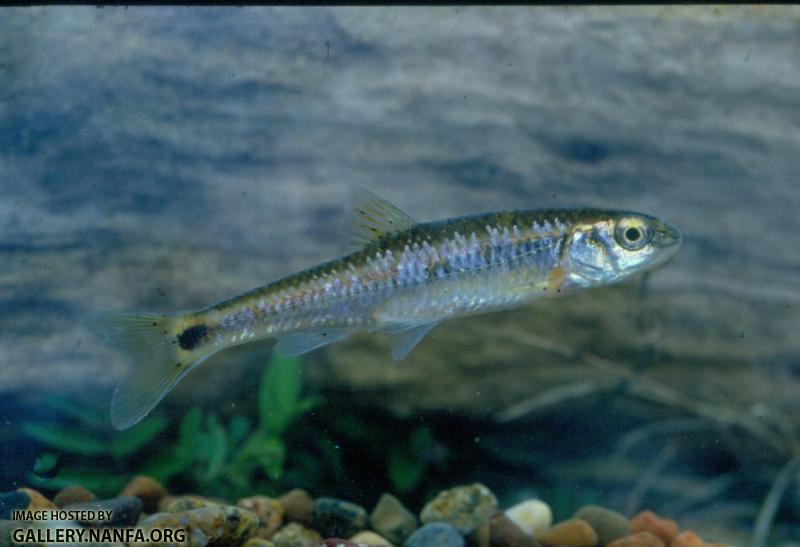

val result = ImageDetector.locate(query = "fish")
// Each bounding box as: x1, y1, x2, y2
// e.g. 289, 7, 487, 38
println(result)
98, 184, 682, 430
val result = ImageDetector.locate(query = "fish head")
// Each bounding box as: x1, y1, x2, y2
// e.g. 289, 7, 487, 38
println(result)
564, 210, 681, 287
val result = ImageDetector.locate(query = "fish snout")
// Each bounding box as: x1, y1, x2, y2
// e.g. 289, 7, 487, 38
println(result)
652, 220, 682, 249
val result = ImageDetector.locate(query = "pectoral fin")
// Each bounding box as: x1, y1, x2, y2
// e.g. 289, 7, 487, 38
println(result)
384, 321, 439, 360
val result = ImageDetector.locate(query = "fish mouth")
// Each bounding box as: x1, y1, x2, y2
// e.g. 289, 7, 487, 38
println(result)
645, 220, 682, 270
652, 221, 682, 250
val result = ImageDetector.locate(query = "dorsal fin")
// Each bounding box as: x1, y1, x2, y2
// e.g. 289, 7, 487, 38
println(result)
337, 184, 417, 251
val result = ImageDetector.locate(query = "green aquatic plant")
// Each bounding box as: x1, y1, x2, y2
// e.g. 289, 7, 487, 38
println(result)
307, 399, 450, 504
138, 355, 322, 499
22, 395, 168, 496
21, 355, 320, 499
23, 397, 168, 455
138, 407, 228, 486
233, 354, 322, 484
388, 426, 435, 494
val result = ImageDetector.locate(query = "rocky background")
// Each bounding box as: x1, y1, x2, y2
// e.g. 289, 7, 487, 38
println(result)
1, 6, 799, 545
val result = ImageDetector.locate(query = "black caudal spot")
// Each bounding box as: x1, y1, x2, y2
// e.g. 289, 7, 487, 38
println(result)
177, 324, 210, 351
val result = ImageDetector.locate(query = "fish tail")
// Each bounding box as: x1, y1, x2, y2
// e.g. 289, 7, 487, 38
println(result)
93, 312, 208, 430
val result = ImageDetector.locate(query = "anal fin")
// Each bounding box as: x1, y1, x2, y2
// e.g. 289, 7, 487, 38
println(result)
275, 327, 355, 357
384, 321, 438, 360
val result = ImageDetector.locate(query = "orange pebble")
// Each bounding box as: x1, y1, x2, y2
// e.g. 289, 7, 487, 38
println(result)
537, 519, 598, 547
608, 531, 665, 547
669, 531, 704, 547
630, 511, 679, 544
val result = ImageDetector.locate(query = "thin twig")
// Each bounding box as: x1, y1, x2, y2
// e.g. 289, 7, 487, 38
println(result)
625, 443, 677, 515
496, 380, 606, 422
488, 327, 789, 456
659, 474, 736, 517
678, 501, 760, 530
751, 455, 800, 547
612, 418, 712, 460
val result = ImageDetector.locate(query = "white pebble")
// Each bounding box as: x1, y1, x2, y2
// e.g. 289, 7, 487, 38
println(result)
349, 531, 395, 546
504, 499, 552, 537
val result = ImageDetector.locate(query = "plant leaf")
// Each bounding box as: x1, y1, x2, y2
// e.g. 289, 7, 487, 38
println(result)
109, 415, 168, 459
259, 356, 302, 434
228, 415, 252, 447
388, 452, 425, 494
296, 396, 324, 414
22, 422, 108, 456
231, 431, 286, 484
175, 407, 202, 463
140, 452, 191, 483
32, 452, 60, 479
199, 414, 227, 483
256, 435, 286, 480
44, 396, 108, 429
27, 470, 126, 498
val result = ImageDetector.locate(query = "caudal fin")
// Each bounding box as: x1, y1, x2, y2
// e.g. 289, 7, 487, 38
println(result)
94, 313, 208, 430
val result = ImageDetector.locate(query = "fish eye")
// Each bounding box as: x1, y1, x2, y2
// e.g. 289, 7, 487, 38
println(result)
615, 219, 650, 250
625, 227, 642, 242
